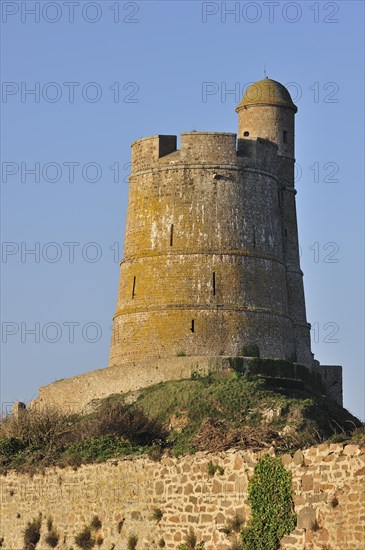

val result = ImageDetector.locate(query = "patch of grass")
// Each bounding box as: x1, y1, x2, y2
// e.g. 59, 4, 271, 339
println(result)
127, 534, 138, 550
150, 508, 163, 523
23, 515, 42, 549
178, 528, 205, 549
2, 365, 362, 472
0, 400, 166, 472
220, 514, 244, 537
45, 531, 59, 548
90, 516, 102, 530
207, 461, 224, 476
229, 514, 244, 533
147, 444, 164, 462
61, 435, 145, 465
75, 526, 95, 549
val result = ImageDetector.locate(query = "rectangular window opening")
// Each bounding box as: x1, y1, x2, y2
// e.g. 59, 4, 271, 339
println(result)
283, 130, 288, 144
190, 319, 195, 333
253, 225, 256, 249
170, 224, 174, 246
278, 189, 282, 208
212, 272, 216, 296
132, 276, 136, 299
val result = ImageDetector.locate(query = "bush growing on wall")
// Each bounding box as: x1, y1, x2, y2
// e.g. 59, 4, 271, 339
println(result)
241, 455, 296, 550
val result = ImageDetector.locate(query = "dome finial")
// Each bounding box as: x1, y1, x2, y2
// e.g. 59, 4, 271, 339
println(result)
264, 64, 268, 79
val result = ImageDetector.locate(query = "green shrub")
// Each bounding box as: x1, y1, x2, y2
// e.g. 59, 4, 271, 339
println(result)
75, 527, 95, 549
0, 407, 73, 449
95, 400, 167, 446
241, 455, 296, 550
158, 539, 166, 548
23, 515, 42, 549
0, 437, 26, 456
62, 435, 143, 464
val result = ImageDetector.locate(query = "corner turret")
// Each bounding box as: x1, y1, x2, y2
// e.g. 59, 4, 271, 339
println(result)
236, 78, 297, 159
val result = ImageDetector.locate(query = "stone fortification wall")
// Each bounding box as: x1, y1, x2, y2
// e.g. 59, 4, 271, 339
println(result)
1, 443, 364, 549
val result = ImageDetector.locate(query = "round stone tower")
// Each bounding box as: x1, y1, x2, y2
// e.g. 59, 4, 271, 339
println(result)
109, 78, 313, 369
237, 78, 312, 366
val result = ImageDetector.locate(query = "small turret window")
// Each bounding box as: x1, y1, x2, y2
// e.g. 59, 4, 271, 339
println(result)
244, 131, 250, 137
190, 319, 195, 333
283, 131, 288, 143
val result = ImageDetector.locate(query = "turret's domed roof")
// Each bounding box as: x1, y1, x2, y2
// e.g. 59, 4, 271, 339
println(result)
236, 78, 297, 112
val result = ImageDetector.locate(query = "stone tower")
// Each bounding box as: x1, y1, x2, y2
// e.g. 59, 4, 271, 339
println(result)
109, 78, 313, 369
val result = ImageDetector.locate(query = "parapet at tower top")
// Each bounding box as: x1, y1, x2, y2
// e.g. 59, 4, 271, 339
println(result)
236, 78, 298, 113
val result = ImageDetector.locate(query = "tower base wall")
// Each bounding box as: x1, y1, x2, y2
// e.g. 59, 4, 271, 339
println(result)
29, 357, 343, 415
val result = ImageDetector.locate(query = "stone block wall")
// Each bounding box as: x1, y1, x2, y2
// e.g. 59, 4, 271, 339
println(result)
1, 444, 364, 549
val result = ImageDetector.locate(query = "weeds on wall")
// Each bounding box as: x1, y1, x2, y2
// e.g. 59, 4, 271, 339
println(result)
127, 534, 138, 549
220, 513, 244, 536
45, 531, 59, 548
207, 460, 224, 476
150, 508, 163, 523
90, 516, 102, 530
241, 455, 296, 550
75, 527, 95, 550
44, 516, 59, 548
178, 529, 205, 549
74, 516, 104, 549
23, 514, 42, 550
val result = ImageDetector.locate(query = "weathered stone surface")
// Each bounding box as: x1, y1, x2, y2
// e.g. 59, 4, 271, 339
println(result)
301, 474, 314, 491
293, 450, 305, 466
1, 444, 364, 550
297, 506, 317, 529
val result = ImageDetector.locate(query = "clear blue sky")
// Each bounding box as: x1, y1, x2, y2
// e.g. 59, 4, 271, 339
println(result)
1, 1, 364, 420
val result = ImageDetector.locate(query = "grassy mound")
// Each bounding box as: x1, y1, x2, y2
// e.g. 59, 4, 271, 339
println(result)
131, 370, 362, 454
0, 370, 363, 472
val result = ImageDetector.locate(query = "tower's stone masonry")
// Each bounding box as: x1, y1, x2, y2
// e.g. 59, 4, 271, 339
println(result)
29, 78, 343, 412
110, 79, 313, 369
